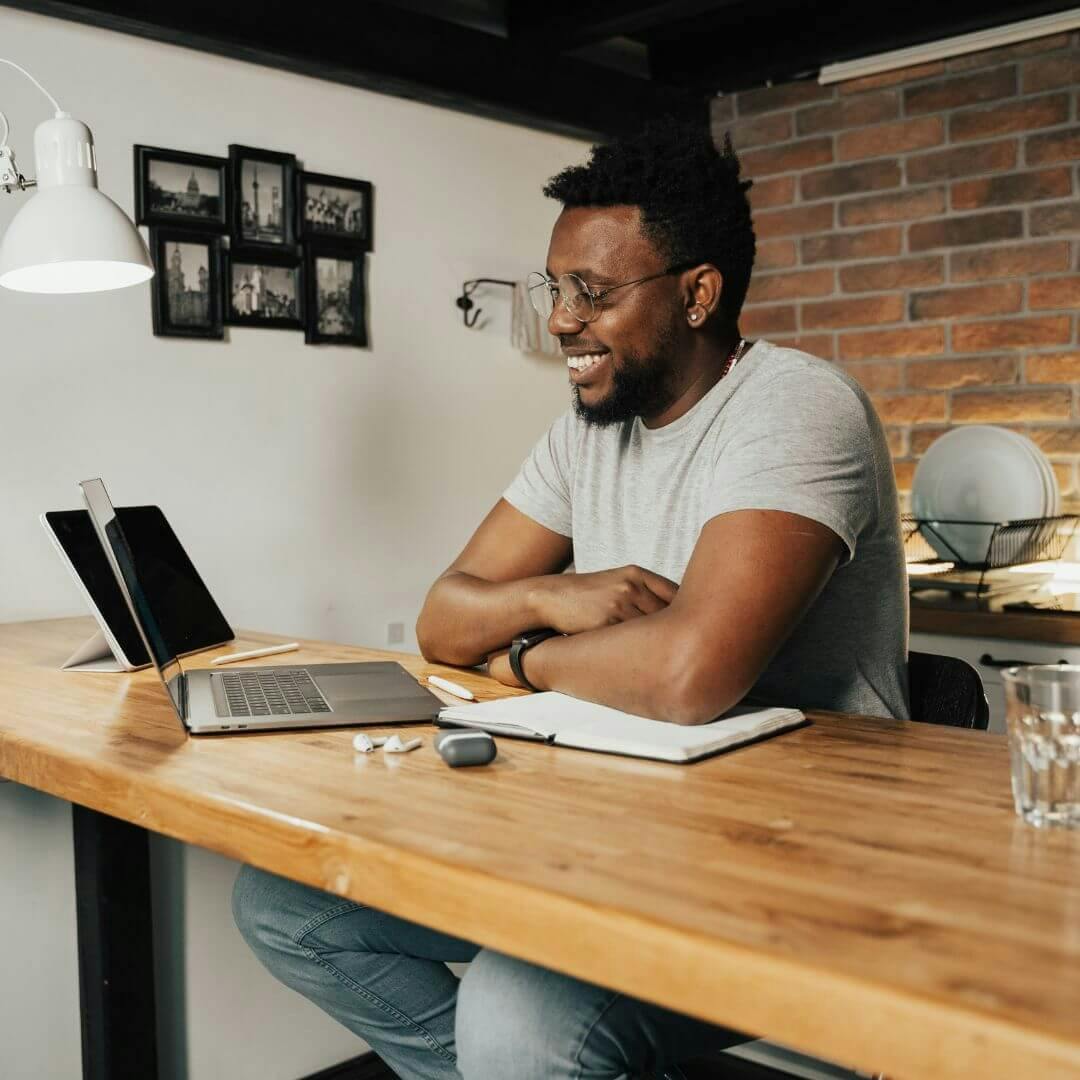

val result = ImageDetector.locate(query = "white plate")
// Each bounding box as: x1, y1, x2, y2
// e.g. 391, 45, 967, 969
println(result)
912, 426, 1049, 563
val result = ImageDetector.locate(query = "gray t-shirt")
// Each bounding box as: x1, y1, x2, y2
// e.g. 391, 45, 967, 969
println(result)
503, 340, 909, 720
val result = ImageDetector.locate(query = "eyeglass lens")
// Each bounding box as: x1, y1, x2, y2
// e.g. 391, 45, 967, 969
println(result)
527, 272, 594, 323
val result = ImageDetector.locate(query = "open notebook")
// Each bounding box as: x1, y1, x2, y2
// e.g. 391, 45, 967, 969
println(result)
437, 692, 806, 764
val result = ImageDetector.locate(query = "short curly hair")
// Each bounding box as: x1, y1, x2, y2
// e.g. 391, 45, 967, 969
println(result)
543, 123, 756, 324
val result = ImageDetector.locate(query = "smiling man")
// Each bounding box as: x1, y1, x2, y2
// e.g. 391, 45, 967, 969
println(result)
233, 123, 909, 1080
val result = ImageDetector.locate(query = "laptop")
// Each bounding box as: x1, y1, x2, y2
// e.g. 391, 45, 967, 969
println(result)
80, 478, 443, 735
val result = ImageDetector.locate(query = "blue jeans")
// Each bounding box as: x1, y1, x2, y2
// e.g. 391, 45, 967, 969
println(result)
231, 864, 742, 1080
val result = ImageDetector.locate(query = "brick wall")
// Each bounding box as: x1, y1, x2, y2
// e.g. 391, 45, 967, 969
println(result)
713, 31, 1080, 503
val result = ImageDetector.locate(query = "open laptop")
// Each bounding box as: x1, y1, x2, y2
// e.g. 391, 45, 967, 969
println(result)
80, 478, 443, 735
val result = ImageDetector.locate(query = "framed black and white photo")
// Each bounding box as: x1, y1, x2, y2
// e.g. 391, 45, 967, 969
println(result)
304, 245, 367, 347
226, 252, 303, 330
228, 144, 298, 252
134, 146, 227, 231
149, 228, 224, 339
297, 171, 373, 250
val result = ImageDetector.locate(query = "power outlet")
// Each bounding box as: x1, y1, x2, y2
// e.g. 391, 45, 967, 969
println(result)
386, 621, 405, 645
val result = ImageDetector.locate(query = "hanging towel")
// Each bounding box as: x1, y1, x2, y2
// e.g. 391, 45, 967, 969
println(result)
511, 280, 561, 357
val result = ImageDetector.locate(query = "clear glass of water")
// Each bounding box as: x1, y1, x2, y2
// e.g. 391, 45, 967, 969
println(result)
1002, 665, 1080, 828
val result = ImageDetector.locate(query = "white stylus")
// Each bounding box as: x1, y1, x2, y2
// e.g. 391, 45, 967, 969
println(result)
210, 642, 300, 666
427, 675, 476, 701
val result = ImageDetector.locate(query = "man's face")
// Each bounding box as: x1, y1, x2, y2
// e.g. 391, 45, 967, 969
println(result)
545, 205, 683, 427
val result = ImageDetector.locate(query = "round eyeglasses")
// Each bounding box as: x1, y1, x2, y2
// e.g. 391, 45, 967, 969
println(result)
527, 262, 698, 324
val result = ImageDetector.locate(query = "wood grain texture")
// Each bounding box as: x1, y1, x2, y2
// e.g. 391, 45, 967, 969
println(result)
1, 618, 1079, 1080
912, 603, 1080, 644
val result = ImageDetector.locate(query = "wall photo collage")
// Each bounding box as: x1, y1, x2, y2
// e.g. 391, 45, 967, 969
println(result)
135, 144, 372, 347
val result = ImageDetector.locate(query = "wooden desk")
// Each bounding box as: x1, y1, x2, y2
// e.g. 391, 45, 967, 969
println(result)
2, 617, 1079, 1080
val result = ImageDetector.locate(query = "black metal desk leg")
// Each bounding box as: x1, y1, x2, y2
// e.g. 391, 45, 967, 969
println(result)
72, 805, 160, 1080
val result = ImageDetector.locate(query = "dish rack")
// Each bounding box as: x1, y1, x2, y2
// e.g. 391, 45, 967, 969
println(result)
904, 514, 1080, 597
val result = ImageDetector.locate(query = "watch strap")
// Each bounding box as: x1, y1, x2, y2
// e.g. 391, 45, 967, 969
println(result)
509, 628, 558, 691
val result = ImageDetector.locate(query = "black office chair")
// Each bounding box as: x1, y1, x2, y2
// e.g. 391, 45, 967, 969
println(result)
665, 652, 989, 1080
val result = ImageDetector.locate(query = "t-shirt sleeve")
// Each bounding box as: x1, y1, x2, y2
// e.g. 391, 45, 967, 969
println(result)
706, 372, 877, 562
502, 410, 577, 538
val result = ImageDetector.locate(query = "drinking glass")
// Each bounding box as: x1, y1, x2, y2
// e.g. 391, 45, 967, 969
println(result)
1002, 665, 1080, 828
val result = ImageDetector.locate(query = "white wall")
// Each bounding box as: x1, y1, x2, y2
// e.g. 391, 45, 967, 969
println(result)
0, 7, 585, 1076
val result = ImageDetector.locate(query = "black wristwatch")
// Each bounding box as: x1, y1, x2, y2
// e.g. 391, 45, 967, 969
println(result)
509, 628, 559, 692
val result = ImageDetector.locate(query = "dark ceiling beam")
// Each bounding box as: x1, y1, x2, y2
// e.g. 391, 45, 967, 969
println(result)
508, 0, 735, 51
0, 0, 705, 139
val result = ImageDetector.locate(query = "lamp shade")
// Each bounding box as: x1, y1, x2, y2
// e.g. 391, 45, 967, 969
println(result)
0, 114, 153, 293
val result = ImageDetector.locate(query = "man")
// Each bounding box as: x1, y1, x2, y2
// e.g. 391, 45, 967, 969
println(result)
233, 123, 908, 1080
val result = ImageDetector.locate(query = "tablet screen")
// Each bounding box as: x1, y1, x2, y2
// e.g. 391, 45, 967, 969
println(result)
45, 507, 233, 666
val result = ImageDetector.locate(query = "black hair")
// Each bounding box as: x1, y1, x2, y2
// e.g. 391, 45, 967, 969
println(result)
543, 122, 756, 324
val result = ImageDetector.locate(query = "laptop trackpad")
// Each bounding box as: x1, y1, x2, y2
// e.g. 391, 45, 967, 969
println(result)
316, 673, 411, 704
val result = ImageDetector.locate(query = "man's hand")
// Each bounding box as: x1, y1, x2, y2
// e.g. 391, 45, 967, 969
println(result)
486, 648, 523, 689
533, 566, 678, 635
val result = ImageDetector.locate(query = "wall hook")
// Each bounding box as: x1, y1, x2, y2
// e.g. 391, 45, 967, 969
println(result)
457, 278, 515, 328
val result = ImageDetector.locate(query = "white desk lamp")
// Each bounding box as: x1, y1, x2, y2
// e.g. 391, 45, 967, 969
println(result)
0, 59, 152, 293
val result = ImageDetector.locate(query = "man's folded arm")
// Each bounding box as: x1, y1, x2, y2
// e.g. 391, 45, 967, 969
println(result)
416, 498, 573, 667
520, 509, 844, 725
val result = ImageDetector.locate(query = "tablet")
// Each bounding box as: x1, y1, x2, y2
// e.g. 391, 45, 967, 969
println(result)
42, 506, 234, 669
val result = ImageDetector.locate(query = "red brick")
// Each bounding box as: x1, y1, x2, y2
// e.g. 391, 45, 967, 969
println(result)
1027, 351, 1080, 383
1027, 423, 1080, 454
767, 333, 836, 360
904, 67, 1018, 115
1030, 276, 1080, 309
755, 239, 797, 270
950, 168, 1072, 210
950, 241, 1071, 282
796, 92, 898, 136
728, 111, 793, 150
840, 187, 945, 226
910, 282, 1023, 320
838, 361, 902, 391
1022, 54, 1080, 93
801, 227, 902, 264
839, 256, 944, 293
1026, 125, 1080, 165
948, 34, 1074, 72
884, 427, 907, 455
736, 81, 833, 116
748, 175, 796, 210
953, 316, 1072, 353
741, 137, 833, 176
905, 355, 1019, 389
800, 160, 901, 201
838, 117, 944, 161
950, 94, 1070, 142
870, 392, 947, 424
837, 61, 946, 95
739, 303, 797, 335
909, 210, 1022, 251
906, 140, 1017, 183
802, 294, 904, 330
1031, 202, 1080, 236
893, 460, 917, 493
839, 326, 945, 361
754, 203, 835, 239
910, 426, 951, 455
711, 96, 735, 124
952, 388, 1071, 422
745, 268, 835, 304
1054, 461, 1077, 495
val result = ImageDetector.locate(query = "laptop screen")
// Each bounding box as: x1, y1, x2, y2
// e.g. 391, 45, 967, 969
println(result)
80, 478, 186, 721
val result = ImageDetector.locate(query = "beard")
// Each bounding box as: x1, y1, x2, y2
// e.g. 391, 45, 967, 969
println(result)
571, 326, 680, 427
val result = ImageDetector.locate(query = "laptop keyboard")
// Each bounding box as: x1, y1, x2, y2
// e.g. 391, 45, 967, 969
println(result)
219, 669, 332, 717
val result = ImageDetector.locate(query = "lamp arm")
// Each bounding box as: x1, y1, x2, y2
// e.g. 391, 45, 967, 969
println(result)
0, 60, 63, 194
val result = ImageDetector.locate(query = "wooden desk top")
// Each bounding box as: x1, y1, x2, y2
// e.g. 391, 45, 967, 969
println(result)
1, 618, 1078, 1080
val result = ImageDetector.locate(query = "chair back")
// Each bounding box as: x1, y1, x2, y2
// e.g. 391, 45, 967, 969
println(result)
908, 650, 990, 731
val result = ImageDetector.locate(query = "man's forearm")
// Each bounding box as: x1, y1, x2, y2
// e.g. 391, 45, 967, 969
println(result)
523, 609, 745, 725
416, 571, 555, 667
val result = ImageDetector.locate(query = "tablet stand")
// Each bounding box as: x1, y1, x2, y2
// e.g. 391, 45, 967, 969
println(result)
61, 628, 140, 673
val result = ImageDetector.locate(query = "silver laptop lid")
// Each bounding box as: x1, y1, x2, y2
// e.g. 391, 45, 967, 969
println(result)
80, 478, 187, 725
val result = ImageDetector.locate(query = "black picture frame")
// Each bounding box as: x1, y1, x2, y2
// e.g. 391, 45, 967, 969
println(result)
134, 146, 228, 231
225, 251, 304, 330
303, 244, 368, 347
297, 171, 374, 251
149, 228, 224, 340
228, 144, 298, 253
